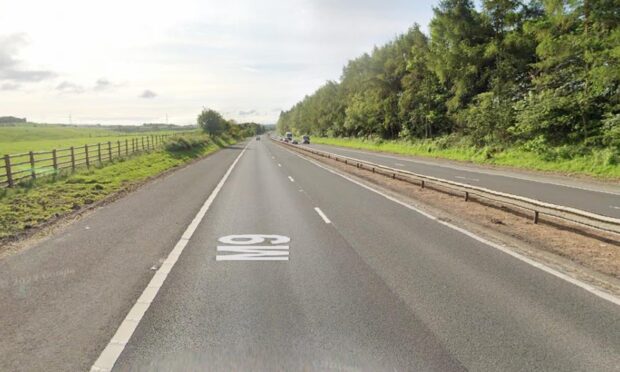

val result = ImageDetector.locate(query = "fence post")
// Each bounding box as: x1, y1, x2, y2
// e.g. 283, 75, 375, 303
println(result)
125, 139, 129, 156
98, 143, 102, 164
117, 140, 121, 157
147, 136, 150, 150
142, 137, 145, 151
464, 191, 469, 202
52, 149, 58, 172
108, 141, 112, 161
4, 155, 13, 187
85, 144, 90, 168
29, 151, 36, 180
70, 147, 76, 172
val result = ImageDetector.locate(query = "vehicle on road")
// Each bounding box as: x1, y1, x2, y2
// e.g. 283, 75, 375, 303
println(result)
285, 132, 293, 141
256, 136, 261, 141
302, 135, 310, 144
292, 139, 299, 144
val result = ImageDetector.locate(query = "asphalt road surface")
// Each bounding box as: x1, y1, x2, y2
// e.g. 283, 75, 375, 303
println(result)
308, 143, 620, 218
1, 138, 619, 371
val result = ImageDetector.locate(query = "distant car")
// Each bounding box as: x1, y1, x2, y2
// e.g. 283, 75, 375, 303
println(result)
291, 139, 299, 144
284, 138, 290, 143
302, 135, 310, 144
256, 136, 260, 140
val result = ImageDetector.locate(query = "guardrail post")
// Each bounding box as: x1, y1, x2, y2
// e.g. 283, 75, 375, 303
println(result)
52, 149, 58, 172
372, 167, 375, 173
464, 191, 469, 201
533, 211, 539, 224
421, 180, 425, 189
29, 151, 36, 180
4, 155, 13, 187
108, 141, 112, 161
98, 143, 102, 164
70, 147, 76, 171
85, 144, 90, 168
392, 173, 396, 179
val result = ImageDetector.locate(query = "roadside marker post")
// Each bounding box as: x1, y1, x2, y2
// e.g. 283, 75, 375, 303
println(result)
4, 155, 13, 187
29, 151, 36, 180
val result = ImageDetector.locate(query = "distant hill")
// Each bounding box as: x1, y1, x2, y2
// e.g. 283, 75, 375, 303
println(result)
0, 116, 27, 124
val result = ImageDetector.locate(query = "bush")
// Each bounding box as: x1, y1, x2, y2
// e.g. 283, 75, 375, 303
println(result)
165, 135, 209, 152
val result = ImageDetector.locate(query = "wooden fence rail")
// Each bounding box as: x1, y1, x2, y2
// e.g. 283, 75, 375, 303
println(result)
0, 134, 171, 188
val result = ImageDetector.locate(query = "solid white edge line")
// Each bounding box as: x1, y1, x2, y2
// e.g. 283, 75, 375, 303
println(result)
288, 176, 295, 182
90, 144, 249, 372
280, 145, 620, 307
314, 207, 331, 224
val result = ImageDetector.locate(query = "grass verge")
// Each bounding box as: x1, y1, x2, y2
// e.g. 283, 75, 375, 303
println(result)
0, 134, 236, 240
0, 124, 196, 154
312, 137, 620, 180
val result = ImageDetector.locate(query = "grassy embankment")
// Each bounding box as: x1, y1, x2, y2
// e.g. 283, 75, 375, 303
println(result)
0, 132, 236, 240
312, 137, 620, 180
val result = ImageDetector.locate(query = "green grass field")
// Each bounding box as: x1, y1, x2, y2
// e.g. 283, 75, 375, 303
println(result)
312, 137, 620, 180
0, 124, 197, 154
0, 133, 235, 240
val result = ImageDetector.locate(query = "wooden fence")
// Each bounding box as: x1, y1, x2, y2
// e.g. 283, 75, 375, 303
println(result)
1, 134, 171, 188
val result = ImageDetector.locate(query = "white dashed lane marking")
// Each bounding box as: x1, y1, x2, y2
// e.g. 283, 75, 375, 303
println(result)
288, 176, 295, 182
455, 175, 480, 182
314, 207, 331, 224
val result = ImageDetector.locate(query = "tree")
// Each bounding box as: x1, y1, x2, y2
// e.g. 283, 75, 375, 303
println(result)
276, 0, 618, 153
197, 109, 226, 135
398, 24, 448, 139
515, 0, 620, 146
428, 0, 492, 120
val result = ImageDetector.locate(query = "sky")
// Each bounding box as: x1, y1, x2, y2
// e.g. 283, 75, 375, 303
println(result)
0, 0, 437, 125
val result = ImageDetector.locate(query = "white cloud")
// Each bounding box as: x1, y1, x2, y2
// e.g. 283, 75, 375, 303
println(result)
0, 0, 438, 124
0, 82, 19, 90
0, 33, 56, 83
140, 90, 157, 99
56, 81, 85, 94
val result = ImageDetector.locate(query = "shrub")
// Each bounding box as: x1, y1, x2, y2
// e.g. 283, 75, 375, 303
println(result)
165, 135, 209, 152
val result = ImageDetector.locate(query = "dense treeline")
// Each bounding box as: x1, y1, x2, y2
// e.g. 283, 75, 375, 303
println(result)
278, 0, 619, 157
0, 116, 27, 124
197, 108, 267, 137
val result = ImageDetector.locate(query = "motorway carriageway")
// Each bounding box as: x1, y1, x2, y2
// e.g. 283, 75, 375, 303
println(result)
0, 139, 618, 371
308, 143, 620, 218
